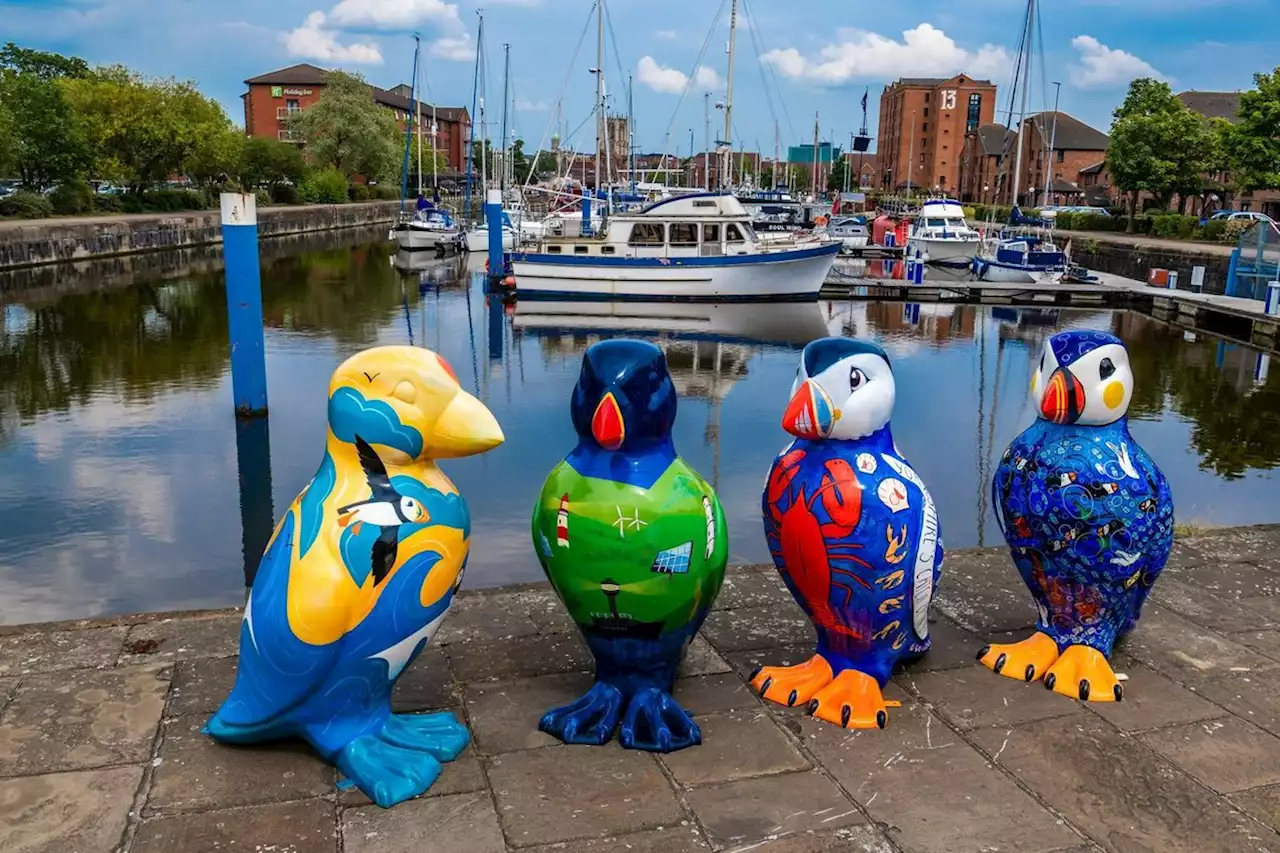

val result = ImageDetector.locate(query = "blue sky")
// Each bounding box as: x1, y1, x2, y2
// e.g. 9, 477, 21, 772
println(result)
4, 0, 1277, 158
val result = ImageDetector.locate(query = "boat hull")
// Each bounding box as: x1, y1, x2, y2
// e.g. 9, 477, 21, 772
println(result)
464, 228, 516, 253
974, 258, 1066, 284
393, 226, 456, 251
908, 236, 980, 265
511, 243, 840, 301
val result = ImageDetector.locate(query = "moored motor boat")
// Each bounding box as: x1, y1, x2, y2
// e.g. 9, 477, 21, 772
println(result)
972, 233, 1067, 283
907, 199, 981, 265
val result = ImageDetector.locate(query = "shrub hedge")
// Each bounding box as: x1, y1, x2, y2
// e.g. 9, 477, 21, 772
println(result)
299, 168, 349, 204
49, 181, 96, 215
0, 191, 55, 218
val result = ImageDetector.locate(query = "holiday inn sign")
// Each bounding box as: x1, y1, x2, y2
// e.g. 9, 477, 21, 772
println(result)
270, 87, 314, 97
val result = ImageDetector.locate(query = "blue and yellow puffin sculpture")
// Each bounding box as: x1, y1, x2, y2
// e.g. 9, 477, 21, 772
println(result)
982, 330, 1173, 702
754, 338, 943, 729
205, 346, 504, 807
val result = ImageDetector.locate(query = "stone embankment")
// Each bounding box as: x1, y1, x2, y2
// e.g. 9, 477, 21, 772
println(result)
3, 525, 1280, 852
0, 201, 403, 270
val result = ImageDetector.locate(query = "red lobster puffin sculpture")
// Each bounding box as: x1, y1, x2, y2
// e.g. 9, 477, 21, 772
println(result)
753, 337, 944, 729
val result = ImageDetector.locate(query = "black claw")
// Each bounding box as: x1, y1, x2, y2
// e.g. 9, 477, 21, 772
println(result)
1113, 684, 1123, 702
750, 666, 763, 681
977, 645, 991, 661
760, 677, 773, 696
1079, 679, 1090, 701
787, 689, 798, 707
1045, 672, 1057, 690
807, 699, 820, 715
994, 653, 1007, 674
841, 705, 852, 728
1024, 664, 1036, 682
876, 710, 887, 729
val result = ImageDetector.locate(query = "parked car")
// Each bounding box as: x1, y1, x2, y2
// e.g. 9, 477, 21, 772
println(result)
1205, 210, 1276, 227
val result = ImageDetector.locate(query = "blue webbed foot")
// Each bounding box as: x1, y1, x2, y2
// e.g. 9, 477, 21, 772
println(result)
618, 687, 701, 753
539, 682, 623, 745
335, 712, 470, 808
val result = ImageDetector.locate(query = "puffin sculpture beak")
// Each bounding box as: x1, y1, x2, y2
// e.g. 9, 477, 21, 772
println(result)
591, 392, 625, 451
1040, 367, 1085, 425
431, 389, 505, 458
782, 379, 835, 439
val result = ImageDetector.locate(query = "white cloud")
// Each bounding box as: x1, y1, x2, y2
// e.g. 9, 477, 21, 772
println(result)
762, 23, 1011, 83
695, 66, 724, 89
637, 56, 689, 95
654, 29, 679, 40
1069, 35, 1166, 88
516, 97, 549, 111
328, 0, 461, 30
284, 11, 383, 64
429, 35, 474, 61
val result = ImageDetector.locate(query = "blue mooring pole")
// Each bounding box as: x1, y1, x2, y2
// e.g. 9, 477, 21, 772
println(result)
582, 194, 592, 237
220, 193, 268, 417
485, 189, 504, 280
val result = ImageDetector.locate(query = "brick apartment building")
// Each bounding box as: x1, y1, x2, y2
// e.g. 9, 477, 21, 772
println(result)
959, 124, 1015, 205
1013, 112, 1109, 207
242, 63, 471, 173
876, 75, 997, 195
1178, 90, 1280, 219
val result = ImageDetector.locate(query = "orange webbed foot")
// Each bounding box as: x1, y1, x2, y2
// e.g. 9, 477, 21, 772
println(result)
806, 669, 900, 729
1043, 644, 1122, 702
750, 655, 834, 708
978, 631, 1060, 684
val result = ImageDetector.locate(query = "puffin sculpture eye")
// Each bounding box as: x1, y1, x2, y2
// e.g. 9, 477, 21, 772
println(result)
1099, 357, 1116, 380
849, 367, 867, 390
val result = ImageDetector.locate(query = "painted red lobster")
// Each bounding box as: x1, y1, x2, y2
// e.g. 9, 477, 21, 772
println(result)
765, 449, 872, 640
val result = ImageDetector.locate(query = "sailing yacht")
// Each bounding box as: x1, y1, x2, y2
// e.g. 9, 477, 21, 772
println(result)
390, 37, 459, 251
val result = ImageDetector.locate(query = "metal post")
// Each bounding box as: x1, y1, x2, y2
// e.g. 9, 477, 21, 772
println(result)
1226, 246, 1241, 297
220, 193, 267, 417
582, 192, 592, 236
234, 416, 274, 590
486, 188, 504, 279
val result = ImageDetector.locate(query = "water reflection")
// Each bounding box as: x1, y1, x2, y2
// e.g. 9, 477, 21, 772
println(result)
1, 236, 1279, 623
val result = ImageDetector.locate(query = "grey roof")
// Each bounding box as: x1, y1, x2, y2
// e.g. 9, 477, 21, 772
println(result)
892, 75, 995, 88
243, 64, 467, 123
1051, 178, 1082, 193
1026, 112, 1109, 151
1078, 160, 1106, 175
1177, 90, 1241, 122
975, 124, 1016, 156
245, 63, 328, 85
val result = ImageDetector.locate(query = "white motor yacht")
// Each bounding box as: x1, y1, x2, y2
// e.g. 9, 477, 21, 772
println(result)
510, 193, 840, 300
906, 199, 981, 265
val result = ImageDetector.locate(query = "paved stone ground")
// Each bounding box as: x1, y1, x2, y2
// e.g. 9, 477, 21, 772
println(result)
3, 526, 1280, 852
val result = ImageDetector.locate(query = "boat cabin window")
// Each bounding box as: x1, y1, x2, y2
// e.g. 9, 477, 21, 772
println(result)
574, 245, 589, 254
693, 200, 717, 208
547, 245, 562, 254
702, 224, 720, 243
725, 223, 746, 244
669, 223, 697, 247
926, 218, 947, 227
601, 245, 616, 254
628, 223, 665, 247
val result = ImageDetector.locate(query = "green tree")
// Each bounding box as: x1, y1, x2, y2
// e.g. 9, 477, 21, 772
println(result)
1220, 66, 1280, 194
187, 126, 245, 188
61, 67, 235, 190
0, 71, 88, 188
827, 156, 850, 193
1106, 78, 1214, 232
290, 71, 401, 181
242, 137, 307, 189
0, 42, 90, 80
0, 95, 16, 177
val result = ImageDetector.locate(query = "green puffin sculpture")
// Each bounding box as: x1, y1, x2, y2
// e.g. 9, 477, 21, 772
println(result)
531, 339, 728, 752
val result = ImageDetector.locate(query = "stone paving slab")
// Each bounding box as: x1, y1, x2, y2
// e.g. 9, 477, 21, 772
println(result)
2, 532, 1280, 852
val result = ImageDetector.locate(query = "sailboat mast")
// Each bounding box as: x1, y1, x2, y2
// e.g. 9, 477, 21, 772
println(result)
500, 42, 510, 195
1010, 0, 1034, 207
907, 111, 915, 197
479, 98, 487, 192
464, 12, 482, 222
595, 0, 604, 195
703, 93, 710, 191
722, 0, 737, 190
432, 104, 438, 188
398, 36, 420, 215
811, 112, 819, 199
628, 74, 635, 193
773, 121, 779, 191
416, 38, 423, 198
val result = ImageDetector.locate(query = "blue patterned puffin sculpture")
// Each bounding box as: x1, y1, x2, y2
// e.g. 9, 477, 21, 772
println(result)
205, 347, 504, 807
753, 338, 943, 729
981, 330, 1173, 702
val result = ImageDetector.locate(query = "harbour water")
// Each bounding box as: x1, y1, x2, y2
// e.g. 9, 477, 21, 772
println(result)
2, 230, 1278, 624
